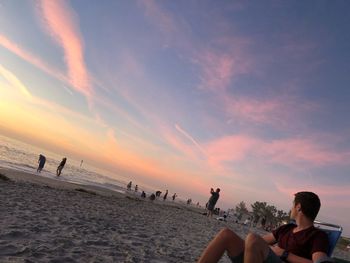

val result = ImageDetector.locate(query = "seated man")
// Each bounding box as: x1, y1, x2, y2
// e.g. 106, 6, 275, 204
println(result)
197, 191, 330, 263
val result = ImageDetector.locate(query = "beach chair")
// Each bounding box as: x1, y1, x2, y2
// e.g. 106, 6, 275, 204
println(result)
314, 220, 343, 257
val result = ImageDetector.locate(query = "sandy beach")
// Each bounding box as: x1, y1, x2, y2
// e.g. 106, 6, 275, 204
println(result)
1, 168, 349, 263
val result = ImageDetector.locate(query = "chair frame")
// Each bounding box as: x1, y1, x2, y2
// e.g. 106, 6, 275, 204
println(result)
314, 220, 343, 257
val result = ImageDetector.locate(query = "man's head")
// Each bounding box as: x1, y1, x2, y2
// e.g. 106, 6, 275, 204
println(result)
216, 188, 220, 193
292, 191, 321, 221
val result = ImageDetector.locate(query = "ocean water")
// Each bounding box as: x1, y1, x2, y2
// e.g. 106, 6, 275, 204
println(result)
0, 135, 133, 194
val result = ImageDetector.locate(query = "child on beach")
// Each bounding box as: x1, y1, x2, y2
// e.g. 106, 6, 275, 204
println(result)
56, 157, 66, 176
37, 154, 46, 173
197, 191, 330, 263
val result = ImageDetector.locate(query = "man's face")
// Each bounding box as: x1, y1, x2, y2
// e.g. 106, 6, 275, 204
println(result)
290, 201, 298, 219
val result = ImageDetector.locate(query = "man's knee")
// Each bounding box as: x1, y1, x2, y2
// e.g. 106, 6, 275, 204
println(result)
217, 228, 238, 242
245, 233, 265, 249
245, 233, 269, 258
245, 233, 258, 245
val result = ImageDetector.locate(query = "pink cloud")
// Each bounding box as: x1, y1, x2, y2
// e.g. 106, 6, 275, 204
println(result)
205, 135, 257, 166
223, 93, 321, 129
194, 44, 252, 92
38, 0, 92, 97
202, 134, 348, 170
140, 0, 178, 35
225, 97, 283, 125
195, 51, 236, 92
0, 34, 68, 83
264, 138, 348, 166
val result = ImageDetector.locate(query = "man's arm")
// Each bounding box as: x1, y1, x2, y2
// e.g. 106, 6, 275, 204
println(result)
312, 251, 330, 263
262, 233, 276, 245
270, 246, 329, 263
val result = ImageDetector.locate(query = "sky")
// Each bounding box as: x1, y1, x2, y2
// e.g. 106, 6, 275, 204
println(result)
0, 1, 349, 235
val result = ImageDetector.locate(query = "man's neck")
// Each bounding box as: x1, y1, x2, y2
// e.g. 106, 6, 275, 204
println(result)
294, 217, 313, 232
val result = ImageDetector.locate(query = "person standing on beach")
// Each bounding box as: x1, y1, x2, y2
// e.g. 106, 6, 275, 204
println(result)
163, 190, 168, 201
80, 160, 83, 168
207, 188, 220, 218
141, 191, 146, 198
127, 181, 132, 190
37, 154, 46, 173
135, 185, 138, 192
172, 193, 177, 201
56, 157, 67, 176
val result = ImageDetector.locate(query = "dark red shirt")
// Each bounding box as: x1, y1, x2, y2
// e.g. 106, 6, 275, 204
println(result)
272, 223, 329, 259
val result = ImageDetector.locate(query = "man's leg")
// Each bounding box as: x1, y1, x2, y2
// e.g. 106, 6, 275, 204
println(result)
244, 233, 271, 263
197, 228, 244, 263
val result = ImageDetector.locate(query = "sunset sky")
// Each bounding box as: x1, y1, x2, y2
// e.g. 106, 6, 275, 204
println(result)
0, 1, 349, 235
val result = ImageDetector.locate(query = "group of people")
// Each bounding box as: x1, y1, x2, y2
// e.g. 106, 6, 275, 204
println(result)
36, 154, 67, 176
126, 181, 178, 202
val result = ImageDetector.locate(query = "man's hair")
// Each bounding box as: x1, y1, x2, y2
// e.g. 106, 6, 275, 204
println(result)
294, 191, 321, 221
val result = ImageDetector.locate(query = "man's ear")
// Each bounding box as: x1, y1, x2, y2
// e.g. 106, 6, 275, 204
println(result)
296, 203, 302, 212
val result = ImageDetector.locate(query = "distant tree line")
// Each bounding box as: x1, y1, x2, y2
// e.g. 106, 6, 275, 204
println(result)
234, 201, 290, 227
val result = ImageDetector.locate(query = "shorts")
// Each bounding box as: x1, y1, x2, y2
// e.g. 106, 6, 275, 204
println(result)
207, 203, 215, 211
229, 248, 282, 263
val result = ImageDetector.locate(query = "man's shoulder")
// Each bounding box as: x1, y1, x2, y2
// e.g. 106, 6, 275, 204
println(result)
272, 223, 296, 237
277, 223, 296, 231
309, 226, 328, 239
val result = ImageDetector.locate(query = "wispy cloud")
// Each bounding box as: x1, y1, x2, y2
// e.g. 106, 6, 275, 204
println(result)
62, 85, 73, 95
38, 0, 92, 98
0, 34, 67, 83
175, 124, 206, 156
0, 64, 33, 100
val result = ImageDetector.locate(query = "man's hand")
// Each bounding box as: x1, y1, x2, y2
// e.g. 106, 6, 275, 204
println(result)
270, 245, 284, 257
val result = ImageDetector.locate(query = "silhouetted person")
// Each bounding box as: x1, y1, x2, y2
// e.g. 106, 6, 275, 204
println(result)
80, 160, 83, 168
172, 193, 177, 201
163, 190, 168, 201
37, 154, 46, 173
127, 181, 132, 190
207, 188, 220, 218
155, 191, 162, 197
141, 191, 146, 198
150, 193, 156, 201
135, 184, 138, 192
56, 157, 66, 176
